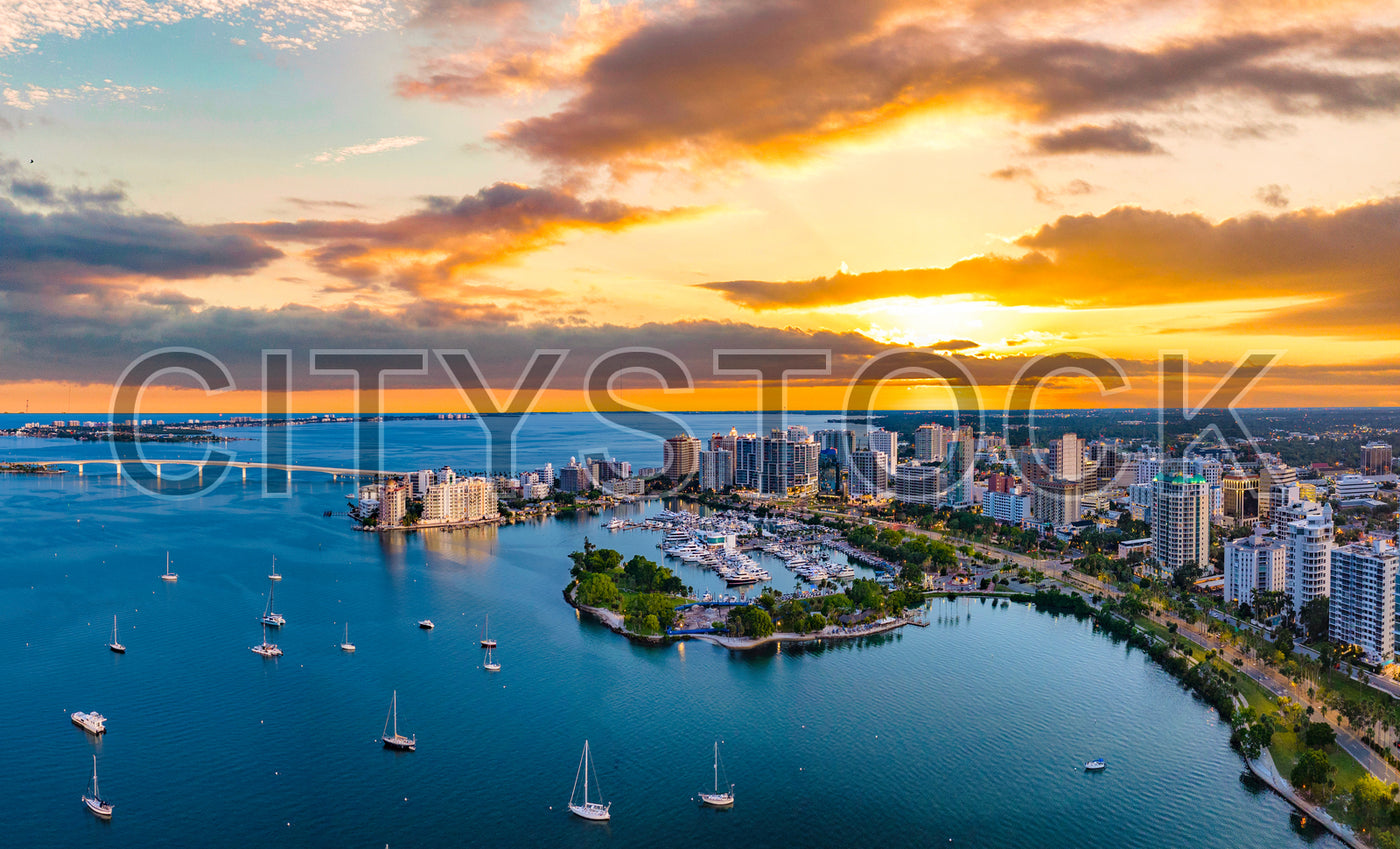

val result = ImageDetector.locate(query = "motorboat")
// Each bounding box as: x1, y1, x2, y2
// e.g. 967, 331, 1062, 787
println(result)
417, 619, 435, 630
1084, 759, 1107, 772
71, 711, 107, 735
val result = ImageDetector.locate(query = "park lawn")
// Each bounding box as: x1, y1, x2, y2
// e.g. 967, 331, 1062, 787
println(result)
1269, 729, 1370, 807
1230, 665, 1281, 718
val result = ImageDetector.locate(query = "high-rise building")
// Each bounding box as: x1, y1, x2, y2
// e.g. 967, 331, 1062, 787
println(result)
848, 450, 890, 498
1259, 462, 1297, 519
985, 472, 1015, 494
943, 440, 972, 507
1150, 469, 1210, 572
560, 458, 591, 493
1048, 433, 1086, 483
1334, 475, 1379, 500
893, 462, 942, 506
699, 449, 734, 491
734, 433, 817, 497
662, 434, 702, 481
1329, 539, 1397, 664
380, 481, 408, 527
1286, 504, 1334, 615
1222, 472, 1259, 521
867, 429, 897, 478
1223, 530, 1286, 608
914, 424, 950, 462
410, 469, 436, 498
1361, 441, 1393, 476
1033, 479, 1082, 526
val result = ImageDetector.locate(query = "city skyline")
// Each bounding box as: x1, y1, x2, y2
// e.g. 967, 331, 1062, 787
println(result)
4, 1, 1400, 411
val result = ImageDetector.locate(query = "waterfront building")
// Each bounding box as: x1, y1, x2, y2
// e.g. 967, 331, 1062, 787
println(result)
735, 433, 818, 497
608, 477, 645, 497
1150, 469, 1210, 573
699, 449, 734, 491
814, 429, 855, 466
1286, 504, 1334, 615
942, 440, 973, 508
787, 425, 810, 442
867, 429, 898, 478
848, 450, 890, 499
1223, 530, 1286, 608
1362, 441, 1393, 476
560, 458, 592, 493
380, 481, 408, 528
410, 469, 436, 498
1329, 539, 1397, 665
662, 434, 702, 482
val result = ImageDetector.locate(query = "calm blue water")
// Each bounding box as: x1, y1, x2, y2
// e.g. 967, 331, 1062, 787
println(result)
0, 417, 1336, 847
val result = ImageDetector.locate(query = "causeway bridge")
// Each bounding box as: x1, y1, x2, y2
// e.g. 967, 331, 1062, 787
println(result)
0, 458, 405, 481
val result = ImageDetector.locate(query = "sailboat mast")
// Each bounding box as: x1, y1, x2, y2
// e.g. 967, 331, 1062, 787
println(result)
92, 755, 99, 798
583, 740, 590, 805
714, 741, 719, 793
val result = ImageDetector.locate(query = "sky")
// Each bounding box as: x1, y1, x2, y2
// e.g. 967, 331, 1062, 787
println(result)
2, 0, 1399, 413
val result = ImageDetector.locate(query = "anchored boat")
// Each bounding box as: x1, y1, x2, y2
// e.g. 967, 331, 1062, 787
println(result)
568, 739, 611, 821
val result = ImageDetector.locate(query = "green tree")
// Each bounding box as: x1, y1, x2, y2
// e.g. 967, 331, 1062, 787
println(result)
1291, 749, 1335, 796
1350, 774, 1395, 830
1300, 596, 1330, 642
727, 606, 774, 638
575, 572, 621, 608
1304, 720, 1337, 749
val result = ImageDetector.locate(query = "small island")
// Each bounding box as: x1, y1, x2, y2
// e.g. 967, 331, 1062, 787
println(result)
563, 539, 928, 650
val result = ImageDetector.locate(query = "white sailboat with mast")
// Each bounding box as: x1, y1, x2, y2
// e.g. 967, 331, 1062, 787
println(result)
161, 551, 177, 582
381, 690, 416, 751
82, 755, 113, 819
260, 578, 285, 627
697, 741, 734, 808
480, 614, 496, 648
567, 739, 611, 821
250, 623, 282, 657
107, 615, 126, 654
340, 623, 355, 652
483, 647, 500, 671
268, 555, 282, 581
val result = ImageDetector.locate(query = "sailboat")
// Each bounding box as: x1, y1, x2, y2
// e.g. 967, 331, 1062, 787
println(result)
483, 647, 500, 671
82, 755, 113, 819
250, 624, 282, 657
381, 690, 416, 751
480, 614, 496, 648
161, 551, 178, 582
340, 623, 355, 653
567, 739, 611, 821
260, 578, 285, 627
697, 741, 734, 808
268, 555, 282, 582
107, 615, 126, 654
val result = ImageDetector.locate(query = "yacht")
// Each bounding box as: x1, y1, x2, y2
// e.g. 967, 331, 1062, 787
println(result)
71, 711, 107, 735
160, 551, 178, 582
417, 619, 435, 630
268, 555, 282, 581
340, 623, 355, 653
567, 740, 611, 821
604, 517, 627, 530
480, 615, 496, 648
82, 755, 113, 819
1084, 759, 1107, 772
107, 615, 126, 654
483, 648, 501, 671
381, 690, 416, 751
251, 624, 282, 657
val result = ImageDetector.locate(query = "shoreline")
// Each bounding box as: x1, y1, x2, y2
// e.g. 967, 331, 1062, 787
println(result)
1246, 749, 1366, 849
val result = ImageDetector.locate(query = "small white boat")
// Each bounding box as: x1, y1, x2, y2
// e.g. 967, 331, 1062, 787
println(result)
82, 755, 113, 819
483, 647, 500, 671
251, 624, 282, 657
260, 578, 285, 628
71, 711, 107, 735
340, 623, 355, 653
1084, 758, 1107, 772
160, 551, 178, 582
381, 690, 416, 751
417, 619, 434, 630
480, 614, 496, 648
568, 739, 611, 821
268, 555, 282, 581
107, 615, 126, 654
697, 740, 734, 808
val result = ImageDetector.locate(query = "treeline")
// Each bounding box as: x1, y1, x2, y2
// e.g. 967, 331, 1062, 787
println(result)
568, 539, 690, 635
